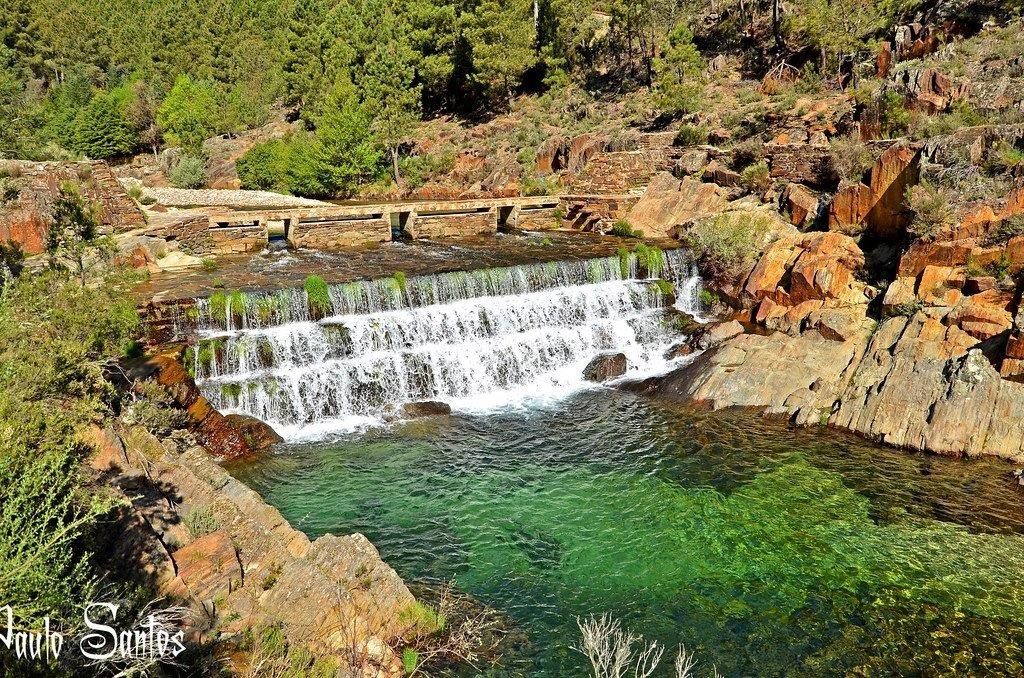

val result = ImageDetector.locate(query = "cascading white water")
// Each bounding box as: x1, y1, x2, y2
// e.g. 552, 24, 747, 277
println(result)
188, 249, 703, 440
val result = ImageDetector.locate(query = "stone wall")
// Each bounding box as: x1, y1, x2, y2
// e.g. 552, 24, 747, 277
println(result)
206, 223, 268, 254
407, 208, 497, 238
515, 206, 562, 231
143, 213, 266, 256
765, 144, 839, 189
289, 216, 391, 249
569, 148, 680, 194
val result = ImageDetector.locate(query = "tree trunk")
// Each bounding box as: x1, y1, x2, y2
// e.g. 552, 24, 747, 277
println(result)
772, 0, 784, 50
391, 146, 401, 185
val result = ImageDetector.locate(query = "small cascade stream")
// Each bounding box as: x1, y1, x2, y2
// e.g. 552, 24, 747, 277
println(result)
187, 249, 703, 439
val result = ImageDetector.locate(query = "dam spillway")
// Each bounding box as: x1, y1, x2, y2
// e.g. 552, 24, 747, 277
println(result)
185, 248, 702, 439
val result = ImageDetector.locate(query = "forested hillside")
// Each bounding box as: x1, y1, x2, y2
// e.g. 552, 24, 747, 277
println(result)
1, 0, 1018, 197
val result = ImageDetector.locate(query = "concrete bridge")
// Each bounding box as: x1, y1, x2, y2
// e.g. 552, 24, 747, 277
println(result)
144, 193, 637, 256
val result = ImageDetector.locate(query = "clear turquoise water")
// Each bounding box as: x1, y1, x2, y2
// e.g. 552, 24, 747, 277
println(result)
231, 391, 1024, 676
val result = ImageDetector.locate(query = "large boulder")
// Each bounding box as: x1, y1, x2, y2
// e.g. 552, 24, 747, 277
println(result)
224, 413, 284, 451
402, 401, 453, 418
583, 352, 628, 382
656, 329, 870, 425
743, 231, 869, 308
137, 354, 256, 459
782, 183, 821, 229
832, 313, 1024, 461
625, 173, 729, 238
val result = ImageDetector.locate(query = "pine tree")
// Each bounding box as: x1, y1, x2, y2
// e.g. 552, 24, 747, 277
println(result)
311, 78, 381, 196
359, 11, 421, 184
654, 22, 706, 115
283, 0, 329, 111
465, 0, 537, 108
71, 91, 136, 159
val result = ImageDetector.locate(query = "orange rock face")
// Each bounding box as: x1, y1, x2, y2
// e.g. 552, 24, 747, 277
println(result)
150, 355, 256, 459
783, 183, 820, 228
0, 212, 49, 255
744, 232, 870, 335
828, 143, 922, 238
946, 290, 1014, 340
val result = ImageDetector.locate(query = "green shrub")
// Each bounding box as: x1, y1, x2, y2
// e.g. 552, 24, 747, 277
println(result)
911, 101, 988, 139
237, 138, 292, 192
698, 288, 720, 307
0, 240, 25, 287
201, 257, 218, 272
1, 176, 21, 205
831, 135, 875, 184
229, 290, 248, 316
651, 279, 675, 297
0, 270, 139, 633
402, 648, 420, 675
730, 138, 765, 171
304, 275, 331, 316
208, 291, 227, 321
183, 505, 220, 539
633, 243, 665, 277
681, 211, 773, 280
988, 140, 1024, 175
674, 124, 709, 147
610, 219, 641, 237
169, 155, 207, 189
740, 161, 771, 192
391, 271, 408, 293
399, 601, 446, 635
126, 183, 143, 201
906, 181, 955, 242
127, 380, 189, 434
617, 246, 632, 278
984, 215, 1024, 246
880, 90, 911, 138
522, 175, 558, 196
253, 295, 281, 324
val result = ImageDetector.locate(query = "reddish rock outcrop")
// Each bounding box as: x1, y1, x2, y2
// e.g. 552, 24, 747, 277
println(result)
782, 183, 821, 229
828, 143, 922, 238
891, 68, 969, 114
945, 289, 1014, 340
567, 133, 611, 173
535, 136, 568, 174
626, 173, 729, 238
166, 530, 244, 604
0, 160, 146, 254
224, 413, 284, 450
744, 232, 869, 307
137, 354, 257, 459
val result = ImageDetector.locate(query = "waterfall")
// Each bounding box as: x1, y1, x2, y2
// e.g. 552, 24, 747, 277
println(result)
188, 250, 703, 440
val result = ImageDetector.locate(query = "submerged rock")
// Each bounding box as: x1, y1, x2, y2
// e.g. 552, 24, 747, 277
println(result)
403, 401, 453, 418
224, 413, 284, 451
583, 352, 628, 382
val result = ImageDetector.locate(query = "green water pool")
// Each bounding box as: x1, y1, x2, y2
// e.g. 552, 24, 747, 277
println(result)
230, 390, 1024, 676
